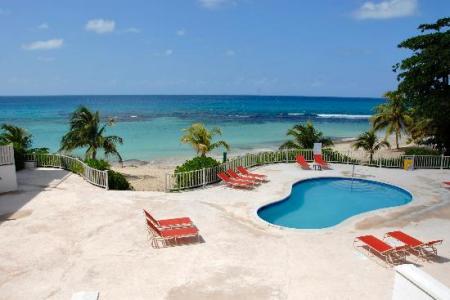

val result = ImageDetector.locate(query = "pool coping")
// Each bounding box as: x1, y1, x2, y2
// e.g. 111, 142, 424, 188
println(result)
251, 172, 416, 233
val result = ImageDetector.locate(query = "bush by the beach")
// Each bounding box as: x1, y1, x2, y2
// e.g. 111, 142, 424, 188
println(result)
84, 158, 111, 171
108, 170, 131, 190
175, 156, 220, 173
84, 158, 130, 190
404, 147, 440, 156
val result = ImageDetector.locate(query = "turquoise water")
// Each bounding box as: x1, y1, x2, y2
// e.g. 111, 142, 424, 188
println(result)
257, 177, 412, 229
0, 95, 383, 161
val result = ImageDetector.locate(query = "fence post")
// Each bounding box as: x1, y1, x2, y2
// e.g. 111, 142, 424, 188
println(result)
202, 168, 206, 188
105, 170, 109, 190
165, 173, 169, 192
441, 154, 444, 170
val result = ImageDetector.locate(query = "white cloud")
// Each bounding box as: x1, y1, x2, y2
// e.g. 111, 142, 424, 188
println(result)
354, 0, 418, 20
225, 49, 235, 56
37, 23, 49, 30
122, 27, 140, 33
176, 29, 186, 36
22, 39, 64, 51
85, 19, 115, 34
165, 49, 173, 56
198, 0, 231, 9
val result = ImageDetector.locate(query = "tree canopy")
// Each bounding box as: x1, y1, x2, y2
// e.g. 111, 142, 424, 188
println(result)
0, 124, 32, 153
60, 106, 123, 161
393, 17, 450, 153
279, 121, 333, 150
353, 130, 390, 162
180, 123, 230, 157
371, 91, 412, 149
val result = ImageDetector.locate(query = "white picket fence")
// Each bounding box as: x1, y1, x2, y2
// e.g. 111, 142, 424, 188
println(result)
165, 149, 450, 191
25, 153, 109, 189
0, 144, 15, 166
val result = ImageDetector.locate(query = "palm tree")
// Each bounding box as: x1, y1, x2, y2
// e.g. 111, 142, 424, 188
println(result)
353, 130, 390, 162
60, 106, 123, 161
279, 121, 333, 150
180, 123, 230, 157
0, 124, 32, 152
371, 91, 412, 149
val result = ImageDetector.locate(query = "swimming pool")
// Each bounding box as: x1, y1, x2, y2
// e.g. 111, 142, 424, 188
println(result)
257, 177, 412, 229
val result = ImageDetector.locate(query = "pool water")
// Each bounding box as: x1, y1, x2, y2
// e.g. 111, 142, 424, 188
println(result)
257, 177, 412, 229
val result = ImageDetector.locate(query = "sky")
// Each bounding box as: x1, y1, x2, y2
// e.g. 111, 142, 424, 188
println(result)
0, 0, 448, 97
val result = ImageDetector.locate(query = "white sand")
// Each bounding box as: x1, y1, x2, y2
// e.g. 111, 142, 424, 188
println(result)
113, 134, 414, 191
0, 165, 449, 299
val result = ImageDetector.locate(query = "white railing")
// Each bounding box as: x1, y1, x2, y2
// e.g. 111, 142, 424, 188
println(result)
25, 153, 109, 189
166, 149, 450, 191
0, 144, 15, 166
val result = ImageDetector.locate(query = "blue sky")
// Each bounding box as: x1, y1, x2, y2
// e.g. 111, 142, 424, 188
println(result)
0, 0, 447, 97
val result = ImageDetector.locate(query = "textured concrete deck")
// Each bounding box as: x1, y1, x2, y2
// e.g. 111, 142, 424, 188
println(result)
0, 164, 449, 299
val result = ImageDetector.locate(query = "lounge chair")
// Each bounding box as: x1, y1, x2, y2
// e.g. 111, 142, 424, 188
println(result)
384, 231, 443, 260
314, 154, 331, 170
143, 209, 193, 229
146, 218, 199, 248
217, 172, 254, 189
442, 181, 450, 189
354, 235, 407, 266
296, 155, 311, 170
226, 169, 262, 184
237, 166, 267, 180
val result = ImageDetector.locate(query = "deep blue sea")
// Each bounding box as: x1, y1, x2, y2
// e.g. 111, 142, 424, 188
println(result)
0, 95, 383, 161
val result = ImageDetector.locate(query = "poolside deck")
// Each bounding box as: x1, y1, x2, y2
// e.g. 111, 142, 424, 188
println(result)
0, 164, 449, 299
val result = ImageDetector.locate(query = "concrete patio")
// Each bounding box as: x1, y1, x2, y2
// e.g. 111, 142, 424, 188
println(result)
0, 164, 449, 299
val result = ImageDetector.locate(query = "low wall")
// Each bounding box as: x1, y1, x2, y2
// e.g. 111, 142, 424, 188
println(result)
0, 164, 18, 194
393, 264, 450, 300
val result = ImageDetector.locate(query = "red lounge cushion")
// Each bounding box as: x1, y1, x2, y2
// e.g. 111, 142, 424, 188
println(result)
388, 231, 423, 247
160, 226, 199, 237
357, 235, 392, 253
158, 217, 192, 227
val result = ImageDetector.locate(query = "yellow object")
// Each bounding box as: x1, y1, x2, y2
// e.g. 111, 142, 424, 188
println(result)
404, 159, 414, 171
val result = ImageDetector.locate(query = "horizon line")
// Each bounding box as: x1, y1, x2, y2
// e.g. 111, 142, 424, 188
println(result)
0, 93, 383, 100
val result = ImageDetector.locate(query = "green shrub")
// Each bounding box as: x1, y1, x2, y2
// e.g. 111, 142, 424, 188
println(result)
69, 162, 85, 175
108, 170, 131, 190
84, 158, 130, 190
175, 156, 220, 173
322, 148, 359, 164
404, 147, 440, 156
84, 158, 111, 171
27, 147, 49, 155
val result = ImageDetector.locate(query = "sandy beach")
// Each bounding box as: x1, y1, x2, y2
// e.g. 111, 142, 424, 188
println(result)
112, 135, 412, 192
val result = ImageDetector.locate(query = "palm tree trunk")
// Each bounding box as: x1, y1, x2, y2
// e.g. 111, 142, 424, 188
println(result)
92, 148, 97, 160
395, 132, 399, 149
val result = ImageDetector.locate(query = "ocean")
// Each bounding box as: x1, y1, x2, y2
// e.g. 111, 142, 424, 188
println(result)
0, 95, 383, 161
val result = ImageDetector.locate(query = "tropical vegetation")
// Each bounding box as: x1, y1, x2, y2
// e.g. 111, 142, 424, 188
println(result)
60, 106, 123, 161
0, 124, 49, 170
180, 123, 230, 157
175, 156, 220, 173
279, 121, 333, 150
392, 17, 450, 154
353, 130, 390, 162
371, 91, 412, 149
84, 158, 130, 190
